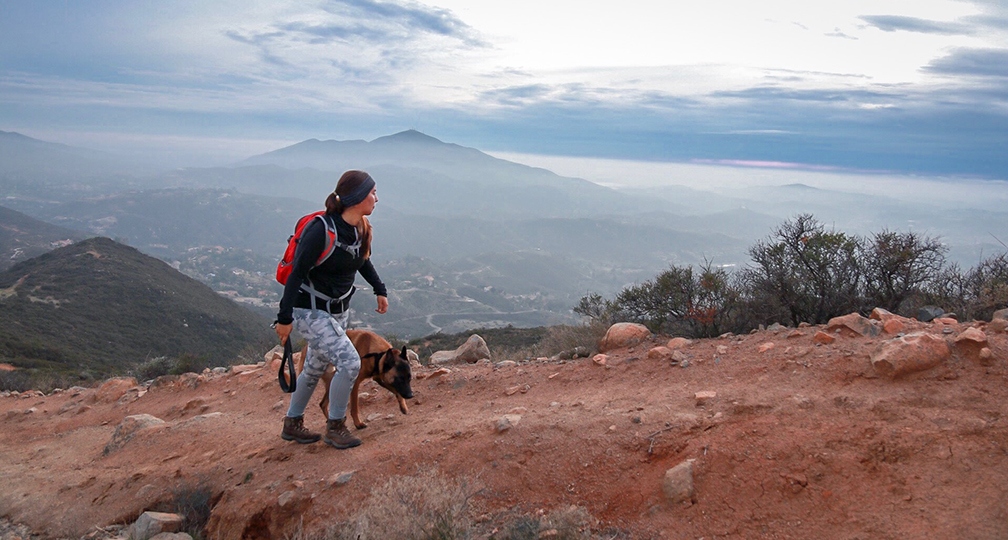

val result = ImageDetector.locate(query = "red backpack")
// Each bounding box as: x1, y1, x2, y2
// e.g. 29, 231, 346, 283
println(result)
276, 212, 360, 285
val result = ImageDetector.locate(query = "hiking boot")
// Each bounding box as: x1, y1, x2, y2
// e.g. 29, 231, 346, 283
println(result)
281, 415, 321, 444
324, 418, 362, 449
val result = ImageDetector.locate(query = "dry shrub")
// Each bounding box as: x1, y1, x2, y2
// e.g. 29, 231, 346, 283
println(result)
496, 323, 607, 362
491, 505, 600, 540
320, 467, 480, 540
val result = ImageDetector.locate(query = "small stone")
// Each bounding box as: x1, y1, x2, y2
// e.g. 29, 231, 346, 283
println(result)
496, 360, 518, 368
592, 354, 607, 366
496, 414, 521, 432
955, 327, 988, 346
767, 323, 785, 332
758, 342, 775, 353
979, 348, 994, 366
716, 345, 728, 354
883, 318, 906, 335
505, 385, 522, 396
813, 331, 836, 345
989, 319, 1008, 333
680, 359, 690, 368
367, 413, 382, 422
667, 337, 692, 349
272, 400, 284, 411
608, 425, 617, 432
671, 350, 687, 363
647, 346, 673, 361
328, 471, 354, 486
695, 391, 717, 406
786, 330, 805, 339
662, 460, 695, 504
549, 401, 560, 407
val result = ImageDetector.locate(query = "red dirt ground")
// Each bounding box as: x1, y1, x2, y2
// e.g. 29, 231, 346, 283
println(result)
1, 319, 1006, 539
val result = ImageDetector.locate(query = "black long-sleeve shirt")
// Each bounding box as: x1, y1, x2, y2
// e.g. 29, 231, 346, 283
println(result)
277, 213, 386, 325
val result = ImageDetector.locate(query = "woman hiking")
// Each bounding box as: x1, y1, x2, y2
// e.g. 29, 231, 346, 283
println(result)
274, 170, 388, 448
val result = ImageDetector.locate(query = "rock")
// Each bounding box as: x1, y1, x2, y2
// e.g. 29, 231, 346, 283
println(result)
979, 348, 995, 366
150, 534, 193, 540
871, 332, 951, 378
955, 327, 989, 360
827, 313, 879, 338
182, 398, 209, 415
272, 400, 284, 411
695, 391, 716, 405
786, 330, 805, 339
406, 349, 421, 368
647, 346, 673, 361
328, 471, 354, 486
992, 308, 1008, 321
716, 345, 728, 355
662, 460, 695, 504
667, 337, 692, 349
229, 364, 260, 374
799, 322, 812, 328
128, 511, 184, 540
426, 367, 451, 379
429, 351, 455, 364
496, 360, 518, 368
758, 342, 775, 353
212, 367, 228, 374
883, 318, 907, 335
934, 317, 957, 325
430, 334, 491, 364
552, 346, 588, 360
918, 305, 944, 323
592, 354, 607, 366
680, 359, 690, 368
598, 322, 651, 352
367, 413, 382, 422
95, 377, 138, 403
812, 331, 836, 345
955, 327, 988, 346
137, 484, 161, 502
989, 319, 1008, 333
457, 334, 492, 363
504, 385, 523, 396
509, 407, 528, 414
495, 414, 521, 432
671, 350, 688, 363
105, 414, 165, 455
767, 323, 785, 332
264, 345, 284, 364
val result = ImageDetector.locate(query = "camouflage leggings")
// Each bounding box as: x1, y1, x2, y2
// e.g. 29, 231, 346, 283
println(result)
285, 308, 361, 420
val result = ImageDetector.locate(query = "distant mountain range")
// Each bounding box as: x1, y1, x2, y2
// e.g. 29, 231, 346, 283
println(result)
2, 128, 1005, 340
0, 237, 272, 378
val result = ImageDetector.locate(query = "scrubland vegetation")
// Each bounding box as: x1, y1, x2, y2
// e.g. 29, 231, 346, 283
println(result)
577, 214, 1008, 338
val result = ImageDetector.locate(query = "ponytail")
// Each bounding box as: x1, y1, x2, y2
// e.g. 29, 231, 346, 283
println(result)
325, 192, 343, 215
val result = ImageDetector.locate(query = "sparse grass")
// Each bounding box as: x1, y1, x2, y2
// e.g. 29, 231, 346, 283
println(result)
160, 479, 217, 540
292, 467, 481, 540
490, 506, 602, 540
0, 368, 90, 393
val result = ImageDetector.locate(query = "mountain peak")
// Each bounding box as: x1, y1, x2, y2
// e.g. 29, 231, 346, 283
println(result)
372, 130, 444, 145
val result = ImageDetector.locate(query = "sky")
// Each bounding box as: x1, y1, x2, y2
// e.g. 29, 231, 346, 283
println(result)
1, 0, 1007, 177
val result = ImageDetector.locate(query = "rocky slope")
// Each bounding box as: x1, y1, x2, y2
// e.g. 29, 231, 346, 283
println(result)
0, 314, 1006, 539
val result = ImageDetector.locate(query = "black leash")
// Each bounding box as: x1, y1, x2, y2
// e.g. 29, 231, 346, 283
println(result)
278, 338, 296, 393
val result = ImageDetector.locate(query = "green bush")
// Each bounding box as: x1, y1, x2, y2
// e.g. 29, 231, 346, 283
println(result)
745, 214, 863, 326
863, 229, 947, 314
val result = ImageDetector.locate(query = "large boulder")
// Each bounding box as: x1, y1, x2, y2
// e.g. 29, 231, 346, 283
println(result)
430, 334, 491, 364
918, 305, 944, 323
128, 511, 184, 540
104, 414, 165, 455
599, 323, 651, 352
992, 308, 1008, 321
827, 313, 880, 338
954, 327, 988, 360
870, 332, 951, 378
94, 377, 139, 403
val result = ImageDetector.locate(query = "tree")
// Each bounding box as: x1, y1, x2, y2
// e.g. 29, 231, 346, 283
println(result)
863, 229, 947, 314
745, 214, 864, 326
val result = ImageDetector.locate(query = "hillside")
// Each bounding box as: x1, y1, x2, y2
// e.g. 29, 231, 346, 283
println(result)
0, 205, 85, 271
0, 237, 273, 379
0, 317, 1004, 539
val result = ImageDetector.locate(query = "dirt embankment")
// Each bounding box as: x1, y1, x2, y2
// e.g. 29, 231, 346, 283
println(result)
1, 318, 1006, 539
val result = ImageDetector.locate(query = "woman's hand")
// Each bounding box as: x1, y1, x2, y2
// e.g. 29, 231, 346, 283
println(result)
275, 323, 292, 344
375, 295, 389, 314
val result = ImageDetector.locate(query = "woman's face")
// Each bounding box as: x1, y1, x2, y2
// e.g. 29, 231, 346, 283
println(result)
359, 186, 378, 215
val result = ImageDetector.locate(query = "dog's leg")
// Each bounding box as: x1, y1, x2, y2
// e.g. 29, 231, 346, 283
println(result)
318, 367, 334, 421
349, 373, 368, 429
396, 395, 409, 415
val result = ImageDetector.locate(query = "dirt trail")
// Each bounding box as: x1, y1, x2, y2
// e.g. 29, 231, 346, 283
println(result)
1, 320, 1006, 539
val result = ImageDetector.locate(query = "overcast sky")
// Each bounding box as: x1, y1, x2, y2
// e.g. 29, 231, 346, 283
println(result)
2, 0, 1007, 176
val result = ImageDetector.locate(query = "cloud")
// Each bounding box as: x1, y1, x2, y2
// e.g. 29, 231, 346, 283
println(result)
925, 48, 1008, 78
825, 28, 858, 40
859, 15, 975, 35
709, 86, 898, 104
321, 0, 486, 46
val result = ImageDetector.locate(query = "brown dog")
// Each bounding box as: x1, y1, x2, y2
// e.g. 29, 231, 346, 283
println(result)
289, 329, 414, 429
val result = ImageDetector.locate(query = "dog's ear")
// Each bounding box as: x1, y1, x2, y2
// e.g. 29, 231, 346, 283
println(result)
400, 345, 408, 359
382, 350, 396, 372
